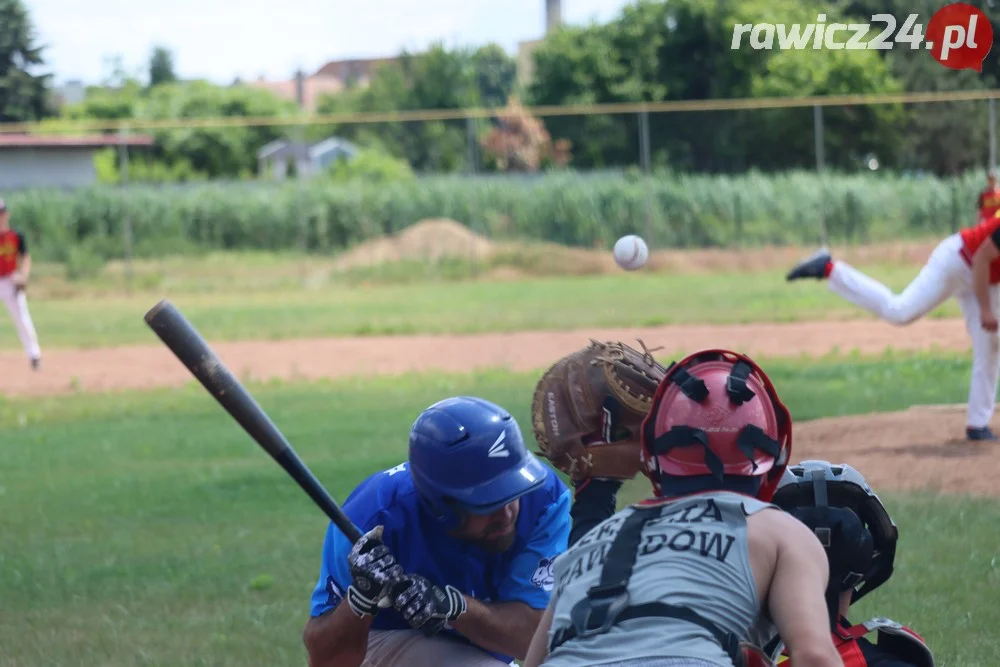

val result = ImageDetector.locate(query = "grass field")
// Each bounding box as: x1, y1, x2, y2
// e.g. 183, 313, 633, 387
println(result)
2, 352, 997, 666
0, 250, 958, 350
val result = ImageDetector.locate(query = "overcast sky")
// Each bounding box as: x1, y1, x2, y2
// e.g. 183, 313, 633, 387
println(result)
26, 0, 635, 86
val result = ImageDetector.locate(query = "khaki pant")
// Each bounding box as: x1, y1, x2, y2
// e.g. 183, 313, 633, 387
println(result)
361, 629, 514, 666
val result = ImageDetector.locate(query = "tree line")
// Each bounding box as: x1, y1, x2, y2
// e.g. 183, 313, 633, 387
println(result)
1, 0, 998, 181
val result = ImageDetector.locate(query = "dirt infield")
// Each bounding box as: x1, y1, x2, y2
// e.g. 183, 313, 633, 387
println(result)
2, 316, 997, 498
0, 317, 978, 398
791, 405, 998, 498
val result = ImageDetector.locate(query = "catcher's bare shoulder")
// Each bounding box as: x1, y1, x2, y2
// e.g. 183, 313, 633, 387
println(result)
764, 460, 934, 667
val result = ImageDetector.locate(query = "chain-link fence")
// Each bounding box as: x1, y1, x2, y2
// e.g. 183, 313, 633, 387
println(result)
1, 91, 997, 287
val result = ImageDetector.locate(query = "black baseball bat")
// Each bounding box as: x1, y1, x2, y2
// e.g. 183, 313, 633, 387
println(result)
143, 298, 363, 543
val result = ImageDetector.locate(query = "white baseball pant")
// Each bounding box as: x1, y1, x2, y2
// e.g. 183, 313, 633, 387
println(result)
360, 629, 514, 666
0, 275, 41, 361
826, 232, 1000, 428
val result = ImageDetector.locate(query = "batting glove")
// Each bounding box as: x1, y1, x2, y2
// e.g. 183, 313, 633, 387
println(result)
388, 573, 467, 636
346, 526, 403, 619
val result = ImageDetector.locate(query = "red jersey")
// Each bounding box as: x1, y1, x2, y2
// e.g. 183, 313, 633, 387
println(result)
978, 186, 1000, 220
959, 212, 1000, 284
0, 229, 26, 277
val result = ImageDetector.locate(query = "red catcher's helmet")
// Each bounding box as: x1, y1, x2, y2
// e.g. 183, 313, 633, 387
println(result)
639, 349, 792, 501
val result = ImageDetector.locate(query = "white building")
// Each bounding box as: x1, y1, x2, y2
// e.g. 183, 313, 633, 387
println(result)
257, 136, 358, 179
0, 134, 154, 189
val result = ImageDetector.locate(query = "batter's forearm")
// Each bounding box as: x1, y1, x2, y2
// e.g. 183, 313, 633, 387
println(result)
452, 599, 541, 660
19, 254, 30, 280
302, 604, 372, 667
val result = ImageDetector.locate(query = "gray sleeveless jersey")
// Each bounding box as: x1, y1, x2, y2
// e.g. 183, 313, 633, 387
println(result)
543, 491, 779, 667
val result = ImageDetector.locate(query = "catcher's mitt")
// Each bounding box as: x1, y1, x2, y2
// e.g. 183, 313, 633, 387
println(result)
531, 339, 667, 481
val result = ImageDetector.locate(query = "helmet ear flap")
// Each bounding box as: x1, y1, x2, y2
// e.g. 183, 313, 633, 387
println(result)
789, 504, 876, 627
854, 526, 875, 583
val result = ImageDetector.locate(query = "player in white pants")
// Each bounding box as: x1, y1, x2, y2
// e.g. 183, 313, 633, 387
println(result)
787, 220, 1000, 441
0, 198, 42, 370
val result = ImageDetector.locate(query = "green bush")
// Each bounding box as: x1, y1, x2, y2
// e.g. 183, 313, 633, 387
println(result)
1, 168, 983, 262
327, 150, 415, 183
93, 148, 211, 185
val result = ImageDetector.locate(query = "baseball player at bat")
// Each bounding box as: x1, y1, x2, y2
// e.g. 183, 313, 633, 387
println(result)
787, 207, 1000, 442
760, 460, 935, 667
524, 346, 842, 667
302, 395, 571, 667
0, 197, 42, 370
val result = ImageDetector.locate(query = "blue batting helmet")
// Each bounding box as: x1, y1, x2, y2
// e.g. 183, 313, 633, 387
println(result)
408, 396, 547, 529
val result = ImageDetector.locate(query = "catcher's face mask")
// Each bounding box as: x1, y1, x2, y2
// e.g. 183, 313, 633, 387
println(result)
639, 349, 792, 501
772, 461, 899, 608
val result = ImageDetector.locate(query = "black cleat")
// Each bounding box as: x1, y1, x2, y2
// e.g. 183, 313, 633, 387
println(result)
966, 426, 998, 441
30, 357, 41, 371
786, 249, 832, 281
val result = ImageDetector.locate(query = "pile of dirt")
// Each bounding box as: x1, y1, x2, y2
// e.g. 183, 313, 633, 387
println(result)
792, 403, 998, 498
333, 218, 495, 270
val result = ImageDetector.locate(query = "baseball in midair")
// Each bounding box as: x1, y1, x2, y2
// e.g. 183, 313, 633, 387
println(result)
613, 234, 649, 271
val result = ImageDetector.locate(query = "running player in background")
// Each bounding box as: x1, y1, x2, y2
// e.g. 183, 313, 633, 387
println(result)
0, 198, 42, 370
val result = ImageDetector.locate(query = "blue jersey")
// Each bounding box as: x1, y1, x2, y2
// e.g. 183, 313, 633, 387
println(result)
309, 460, 571, 664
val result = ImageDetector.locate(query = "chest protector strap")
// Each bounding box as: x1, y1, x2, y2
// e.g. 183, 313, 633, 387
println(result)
548, 505, 745, 666
835, 618, 935, 667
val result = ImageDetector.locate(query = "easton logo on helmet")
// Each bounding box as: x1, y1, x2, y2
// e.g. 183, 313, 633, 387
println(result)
489, 431, 510, 458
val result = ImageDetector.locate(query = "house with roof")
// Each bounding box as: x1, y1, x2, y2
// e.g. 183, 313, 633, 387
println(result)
247, 71, 347, 112
0, 134, 155, 189
311, 56, 400, 88
247, 56, 402, 112
257, 135, 359, 178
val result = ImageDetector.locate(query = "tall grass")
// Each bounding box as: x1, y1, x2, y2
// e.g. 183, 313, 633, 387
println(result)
5, 168, 979, 263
